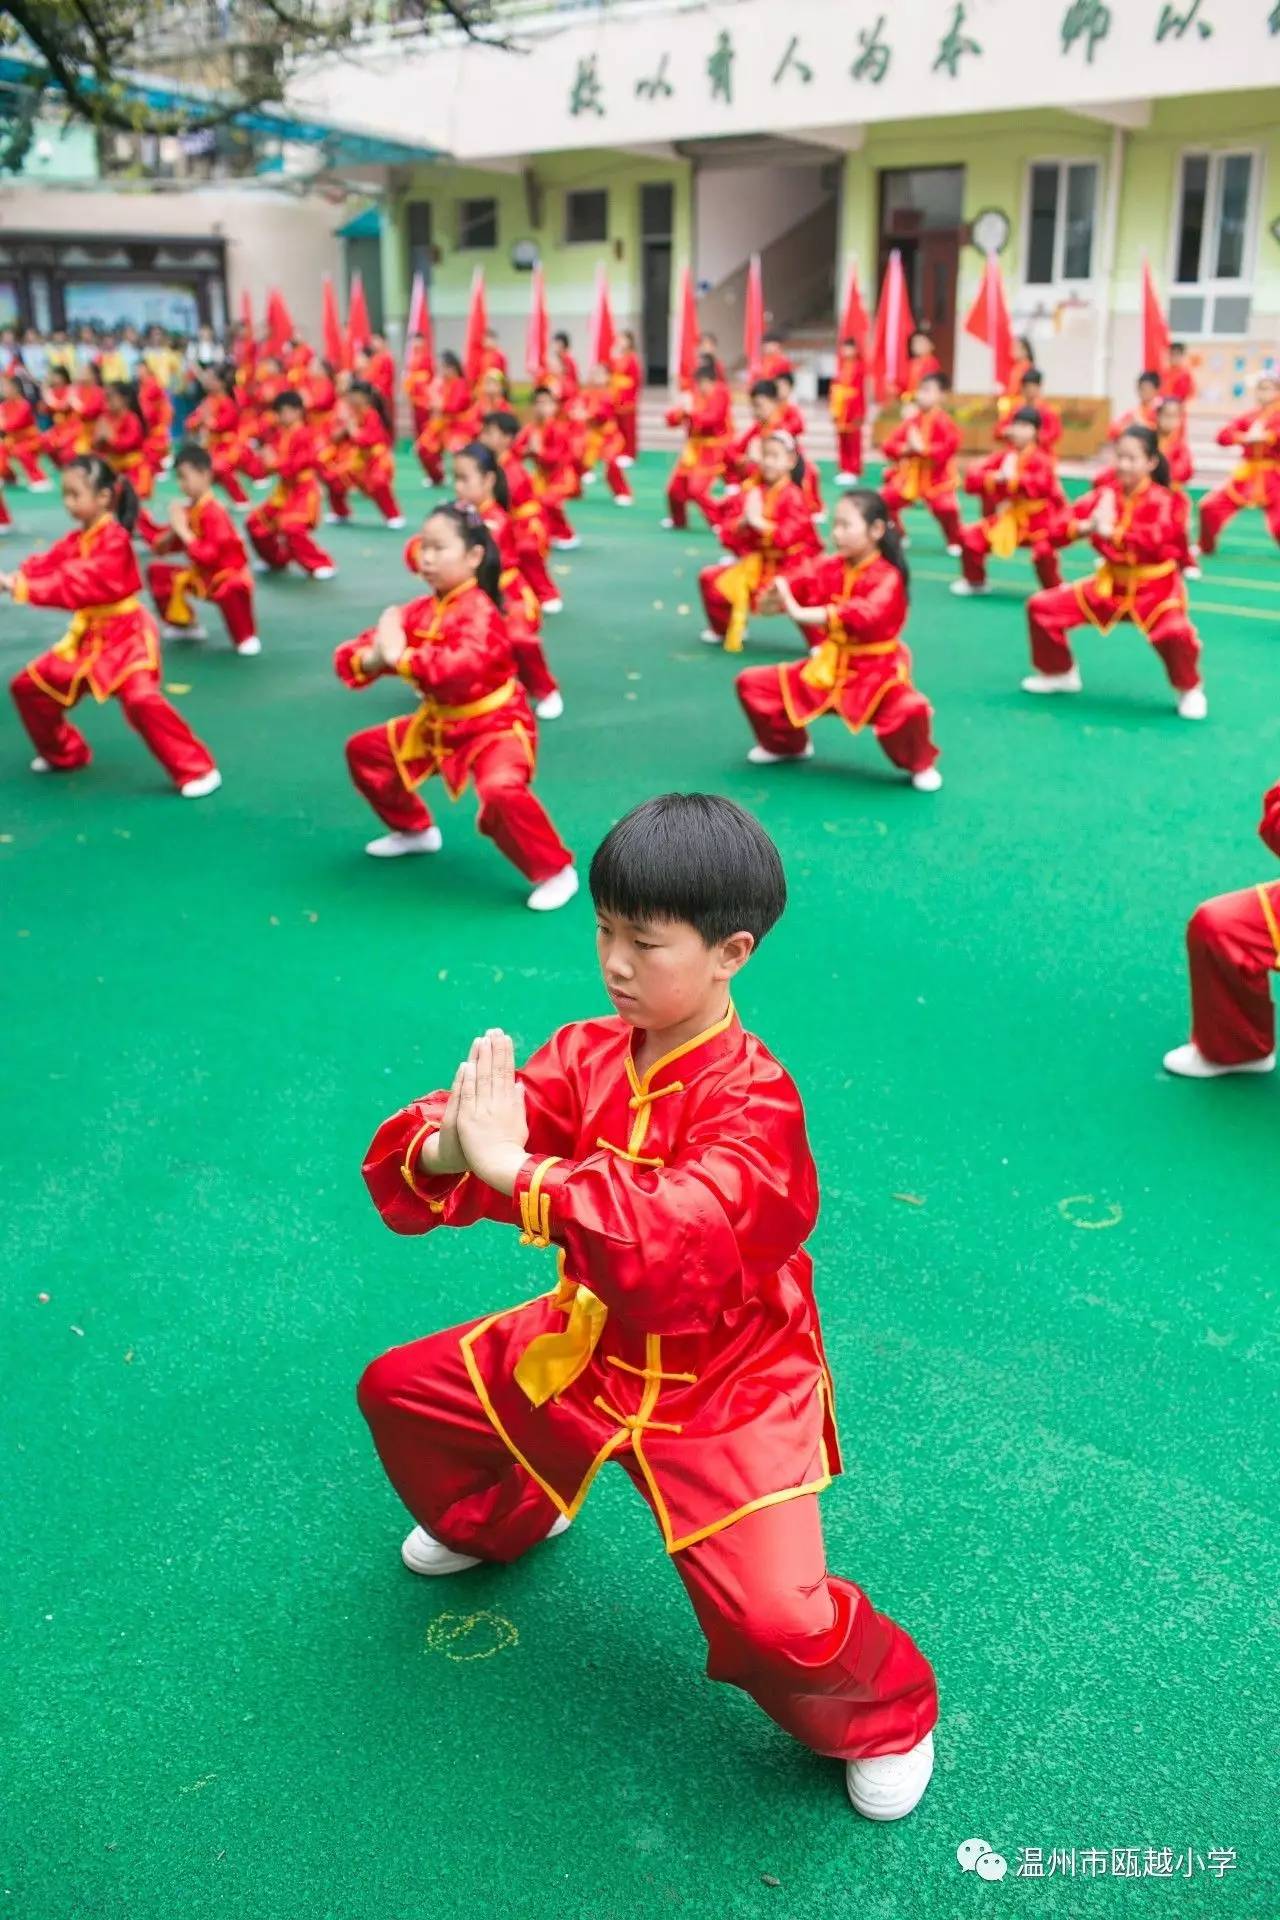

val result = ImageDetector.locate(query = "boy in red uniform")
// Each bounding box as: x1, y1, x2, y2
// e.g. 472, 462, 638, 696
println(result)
996, 369, 1061, 459
356, 792, 940, 1819
953, 408, 1067, 594
514, 387, 580, 550
1198, 371, 1280, 557
829, 337, 866, 483
663, 360, 731, 532
1107, 370, 1161, 441
579, 366, 634, 505
1164, 776, 1280, 1080
480, 410, 562, 611
144, 443, 261, 655
753, 334, 793, 385
879, 372, 963, 552
1161, 341, 1196, 406
609, 330, 642, 463
246, 390, 336, 580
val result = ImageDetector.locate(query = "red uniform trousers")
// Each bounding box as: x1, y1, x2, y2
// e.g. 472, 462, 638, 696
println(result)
2, 435, 48, 486
1198, 484, 1280, 555
616, 408, 637, 460
146, 560, 257, 648
1185, 882, 1280, 1064
666, 464, 720, 530
960, 522, 1062, 590
11, 654, 215, 786
880, 478, 962, 549
1026, 585, 1201, 691
533, 481, 576, 545
211, 445, 250, 507
0, 487, 10, 528
1169, 491, 1196, 571
736, 664, 938, 776
505, 601, 558, 703
357, 1325, 939, 1762
247, 499, 334, 576
836, 429, 863, 478
328, 471, 402, 524
344, 715, 571, 884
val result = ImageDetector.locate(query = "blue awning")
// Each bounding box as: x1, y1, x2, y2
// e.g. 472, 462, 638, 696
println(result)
337, 206, 382, 239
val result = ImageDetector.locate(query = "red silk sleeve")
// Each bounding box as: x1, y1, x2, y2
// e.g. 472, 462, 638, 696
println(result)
15, 522, 139, 610
334, 635, 382, 687
184, 500, 235, 571
399, 594, 509, 705
965, 454, 997, 498
1259, 781, 1280, 861
829, 562, 907, 642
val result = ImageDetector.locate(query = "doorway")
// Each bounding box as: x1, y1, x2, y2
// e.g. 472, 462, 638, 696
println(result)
877, 166, 965, 378
640, 183, 673, 384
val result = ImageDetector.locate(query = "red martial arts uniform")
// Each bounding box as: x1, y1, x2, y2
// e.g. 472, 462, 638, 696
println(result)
8, 515, 217, 786
736, 553, 939, 776
665, 388, 732, 531
580, 386, 633, 500
880, 407, 963, 549
774, 400, 823, 516
139, 374, 173, 473
901, 353, 941, 403
514, 418, 579, 545
42, 389, 86, 468
995, 357, 1033, 426
356, 1006, 939, 1761
327, 407, 403, 524
1162, 362, 1196, 405
1158, 429, 1196, 569
404, 511, 560, 707
751, 350, 794, 385
1183, 780, 1280, 1065
0, 395, 48, 487
145, 494, 258, 650
700, 480, 821, 651
1026, 477, 1202, 693
1106, 401, 1159, 441
414, 375, 475, 483
189, 392, 250, 506
335, 579, 571, 884
362, 349, 396, 408
403, 349, 436, 439
499, 453, 559, 607
609, 348, 642, 461
960, 446, 1067, 589
246, 421, 335, 575
829, 352, 866, 479
1199, 400, 1280, 555
96, 409, 155, 500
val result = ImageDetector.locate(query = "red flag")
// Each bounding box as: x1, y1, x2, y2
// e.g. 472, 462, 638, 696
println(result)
743, 252, 764, 378
405, 271, 429, 352
1141, 258, 1171, 376
463, 266, 488, 385
837, 259, 871, 358
869, 250, 915, 401
673, 264, 699, 386
321, 274, 346, 371
265, 288, 293, 359
347, 270, 372, 357
588, 263, 615, 369
525, 262, 550, 380
963, 252, 1014, 388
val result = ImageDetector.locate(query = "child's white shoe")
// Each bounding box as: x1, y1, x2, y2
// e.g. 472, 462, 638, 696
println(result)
911, 766, 943, 791
402, 1510, 571, 1576
534, 690, 564, 720
747, 741, 814, 765
235, 635, 262, 656
945, 542, 961, 556
618, 454, 634, 468
551, 535, 580, 551
660, 516, 675, 530
949, 579, 988, 596
1177, 686, 1208, 720
180, 769, 222, 799
365, 827, 443, 857
1163, 1042, 1275, 1078
1183, 564, 1202, 580
386, 515, 407, 530
541, 596, 563, 614
30, 755, 50, 773
845, 1731, 935, 1822
165, 621, 207, 639
527, 865, 580, 912
700, 627, 723, 645
835, 470, 857, 484
1021, 668, 1082, 695
312, 565, 337, 581
614, 494, 634, 508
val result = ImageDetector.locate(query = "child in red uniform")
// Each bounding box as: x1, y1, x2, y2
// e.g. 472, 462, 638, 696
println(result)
0, 373, 50, 490
480, 410, 562, 612
40, 367, 86, 469
953, 408, 1067, 595
451, 442, 563, 719
335, 500, 577, 909
609, 331, 642, 465
189, 364, 250, 508
1164, 776, 1280, 1080
1155, 396, 1197, 575
514, 387, 580, 550
902, 330, 941, 402
144, 443, 260, 655
4, 454, 220, 796
995, 369, 1062, 459
1198, 372, 1280, 557
879, 373, 963, 552
663, 360, 731, 532
829, 337, 866, 483
326, 382, 405, 528
752, 334, 793, 384
96, 382, 154, 501
1161, 341, 1196, 406
698, 432, 821, 652
355, 792, 940, 1818
774, 372, 824, 519
403, 335, 436, 441
138, 367, 174, 474
1106, 370, 1161, 441
1023, 425, 1206, 718
246, 390, 336, 580
579, 366, 634, 505
995, 335, 1035, 428
736, 490, 943, 792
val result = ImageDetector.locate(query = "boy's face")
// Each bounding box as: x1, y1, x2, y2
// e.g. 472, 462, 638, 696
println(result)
594, 910, 750, 1032
917, 378, 942, 408
176, 461, 210, 501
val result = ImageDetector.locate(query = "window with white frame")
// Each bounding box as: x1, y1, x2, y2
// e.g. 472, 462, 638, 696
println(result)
1024, 160, 1099, 285
1170, 150, 1257, 336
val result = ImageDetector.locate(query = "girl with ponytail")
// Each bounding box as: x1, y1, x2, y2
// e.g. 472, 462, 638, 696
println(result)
334, 499, 578, 910
697, 430, 821, 653
735, 486, 943, 792
1023, 423, 1207, 719
3, 453, 221, 797
96, 380, 156, 502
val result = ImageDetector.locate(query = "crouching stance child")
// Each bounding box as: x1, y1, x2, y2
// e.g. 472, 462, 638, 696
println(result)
356, 793, 940, 1818
1164, 775, 1280, 1080
735, 489, 942, 792
144, 443, 261, 655
335, 501, 578, 911
5, 454, 220, 796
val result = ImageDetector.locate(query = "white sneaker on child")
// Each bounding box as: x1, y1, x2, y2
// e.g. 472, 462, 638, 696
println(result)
1162, 1042, 1275, 1078
401, 1511, 571, 1576
180, 769, 222, 799
312, 566, 337, 581
845, 1731, 935, 1821
1021, 668, 1083, 695
541, 597, 563, 615
235, 636, 262, 656
949, 579, 989, 597
30, 755, 51, 773
527, 865, 580, 912
386, 516, 407, 530
1177, 686, 1208, 720
534, 690, 564, 720
365, 827, 443, 858
911, 767, 943, 792
747, 741, 814, 765
164, 622, 207, 639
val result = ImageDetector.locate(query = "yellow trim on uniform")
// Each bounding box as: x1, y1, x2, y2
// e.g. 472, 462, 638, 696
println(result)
1258, 882, 1280, 967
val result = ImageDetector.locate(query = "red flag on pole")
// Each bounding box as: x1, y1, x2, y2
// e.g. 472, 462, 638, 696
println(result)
462, 266, 488, 385
321, 274, 346, 370
837, 259, 871, 358
347, 270, 372, 357
405, 271, 427, 348
1141, 258, 1171, 375
588, 263, 615, 369
673, 264, 699, 386
265, 288, 293, 359
525, 261, 550, 380
962, 252, 1014, 388
743, 252, 764, 379
869, 250, 915, 401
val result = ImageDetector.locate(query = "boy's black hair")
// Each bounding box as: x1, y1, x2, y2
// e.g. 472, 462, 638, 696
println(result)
174, 441, 213, 474
531, 383, 554, 401
1020, 366, 1044, 387
483, 408, 520, 437
1138, 368, 1161, 388
1011, 405, 1042, 429
589, 794, 786, 948
273, 388, 305, 413
749, 378, 779, 402
918, 370, 949, 392
1170, 339, 1186, 352
552, 330, 570, 350
693, 357, 718, 382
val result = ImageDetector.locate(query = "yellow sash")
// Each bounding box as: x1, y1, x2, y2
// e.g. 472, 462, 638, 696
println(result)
714, 552, 764, 653
401, 677, 518, 761
53, 596, 142, 659
989, 501, 1027, 559
1094, 558, 1176, 599
164, 569, 201, 626
513, 1262, 609, 1408
1258, 883, 1280, 967
801, 634, 897, 693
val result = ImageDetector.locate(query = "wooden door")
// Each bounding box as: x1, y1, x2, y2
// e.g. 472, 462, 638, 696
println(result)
917, 231, 960, 379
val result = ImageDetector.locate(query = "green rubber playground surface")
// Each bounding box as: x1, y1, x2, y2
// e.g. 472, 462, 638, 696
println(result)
3, 450, 1278, 1918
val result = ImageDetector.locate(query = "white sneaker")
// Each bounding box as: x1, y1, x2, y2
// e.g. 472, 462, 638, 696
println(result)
945, 543, 961, 556
1183, 564, 1202, 580
912, 766, 943, 791
253, 476, 272, 491
402, 1519, 574, 1578
949, 579, 989, 596
365, 827, 442, 858
527, 865, 579, 912
551, 535, 580, 551
386, 515, 407, 530
846, 1731, 935, 1822
311, 565, 337, 581
700, 627, 723, 645
747, 741, 815, 765
618, 454, 634, 468
164, 622, 207, 639
835, 471, 857, 485
180, 768, 222, 799
235, 635, 262, 656
232, 500, 251, 516
1021, 668, 1083, 695
1177, 686, 1208, 721
614, 494, 634, 508
581, 469, 598, 487
27, 479, 52, 493
1163, 1043, 1275, 1079
250, 557, 271, 574
324, 511, 341, 525
541, 596, 563, 615
660, 516, 675, 530
534, 690, 564, 720
30, 754, 51, 773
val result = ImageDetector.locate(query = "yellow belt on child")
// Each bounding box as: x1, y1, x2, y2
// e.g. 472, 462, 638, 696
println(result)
1094, 558, 1176, 598
801, 635, 898, 692
52, 596, 142, 658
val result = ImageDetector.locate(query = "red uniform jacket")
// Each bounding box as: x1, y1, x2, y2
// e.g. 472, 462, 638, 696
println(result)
666, 388, 732, 472
1216, 402, 1280, 508
96, 410, 153, 495
1107, 401, 1159, 441
882, 406, 960, 501
719, 479, 821, 573
902, 352, 941, 398
1059, 476, 1190, 635
0, 395, 43, 460
334, 579, 534, 798
1259, 779, 1280, 861
996, 398, 1062, 456
964, 445, 1066, 547
1159, 427, 1193, 489
752, 351, 794, 384
403, 350, 436, 423
362, 349, 396, 405
609, 350, 642, 417
828, 355, 866, 431
42, 391, 85, 464
13, 515, 159, 701
776, 553, 917, 734
1162, 364, 1196, 404
514, 418, 577, 498
362, 1007, 841, 1552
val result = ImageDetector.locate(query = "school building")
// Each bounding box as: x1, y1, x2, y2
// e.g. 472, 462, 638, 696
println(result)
289, 0, 1280, 460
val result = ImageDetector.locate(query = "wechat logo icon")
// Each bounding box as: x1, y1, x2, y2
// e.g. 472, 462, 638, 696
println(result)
957, 1837, 1008, 1881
